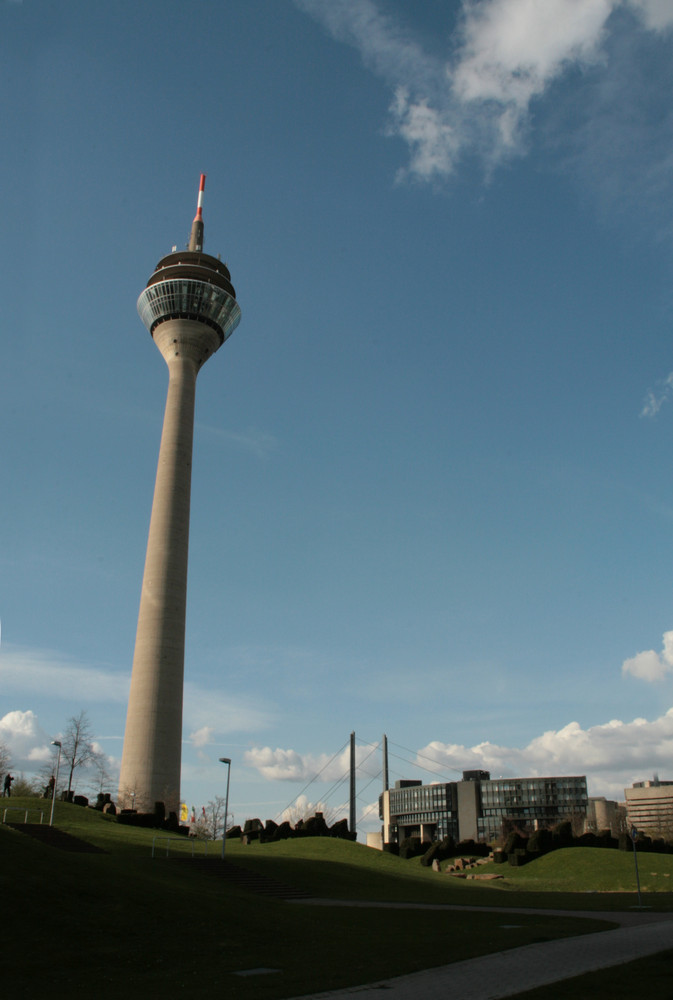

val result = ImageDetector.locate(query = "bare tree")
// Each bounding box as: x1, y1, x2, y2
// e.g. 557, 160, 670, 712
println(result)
194, 796, 228, 841
87, 753, 114, 798
10, 774, 38, 796
0, 741, 10, 779
61, 711, 102, 795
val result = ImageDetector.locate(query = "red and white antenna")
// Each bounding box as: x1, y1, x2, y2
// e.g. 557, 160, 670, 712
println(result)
194, 173, 206, 221
188, 173, 206, 251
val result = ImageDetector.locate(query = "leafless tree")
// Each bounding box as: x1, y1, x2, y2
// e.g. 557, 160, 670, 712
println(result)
86, 752, 114, 797
194, 796, 229, 841
61, 710, 102, 794
10, 774, 38, 796
0, 741, 10, 779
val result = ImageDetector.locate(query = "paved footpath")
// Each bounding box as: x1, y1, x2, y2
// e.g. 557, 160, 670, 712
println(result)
287, 901, 673, 1000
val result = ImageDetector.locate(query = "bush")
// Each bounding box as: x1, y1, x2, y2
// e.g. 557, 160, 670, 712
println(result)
304, 813, 329, 837
527, 828, 553, 854
117, 811, 163, 829
508, 849, 529, 867
260, 819, 278, 843
274, 821, 293, 840
503, 831, 527, 854
420, 842, 441, 867
399, 836, 424, 860
551, 820, 573, 848
242, 818, 263, 842
329, 818, 356, 841
421, 836, 462, 867
455, 839, 489, 857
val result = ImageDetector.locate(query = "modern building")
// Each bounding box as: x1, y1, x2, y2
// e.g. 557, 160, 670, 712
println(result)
380, 771, 588, 845
118, 177, 241, 815
624, 778, 673, 838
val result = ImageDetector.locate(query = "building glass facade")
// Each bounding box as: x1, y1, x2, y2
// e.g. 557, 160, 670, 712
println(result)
381, 772, 588, 845
477, 775, 588, 841
384, 781, 459, 843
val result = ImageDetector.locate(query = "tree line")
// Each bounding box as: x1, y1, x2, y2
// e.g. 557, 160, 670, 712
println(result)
1, 710, 112, 799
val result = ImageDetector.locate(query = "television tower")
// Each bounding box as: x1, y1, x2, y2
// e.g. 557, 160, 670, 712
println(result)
118, 176, 241, 815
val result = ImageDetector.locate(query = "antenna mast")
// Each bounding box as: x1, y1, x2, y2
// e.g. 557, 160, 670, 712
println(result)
188, 173, 206, 251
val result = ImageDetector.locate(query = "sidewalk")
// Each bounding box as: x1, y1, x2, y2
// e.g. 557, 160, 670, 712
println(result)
288, 902, 673, 1000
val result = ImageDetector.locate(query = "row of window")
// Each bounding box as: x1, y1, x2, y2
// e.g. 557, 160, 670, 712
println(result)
137, 279, 241, 341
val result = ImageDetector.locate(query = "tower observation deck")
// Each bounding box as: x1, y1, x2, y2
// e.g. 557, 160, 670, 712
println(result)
119, 177, 241, 816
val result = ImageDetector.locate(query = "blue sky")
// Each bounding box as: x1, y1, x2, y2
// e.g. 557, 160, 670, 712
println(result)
3, 0, 673, 833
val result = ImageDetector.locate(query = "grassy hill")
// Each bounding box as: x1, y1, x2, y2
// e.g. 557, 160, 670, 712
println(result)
1, 797, 665, 998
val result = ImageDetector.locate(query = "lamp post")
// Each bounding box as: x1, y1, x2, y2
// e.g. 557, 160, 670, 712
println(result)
49, 741, 62, 827
631, 826, 643, 908
219, 757, 231, 859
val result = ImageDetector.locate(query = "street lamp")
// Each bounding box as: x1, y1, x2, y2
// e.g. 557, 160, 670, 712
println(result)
219, 757, 231, 859
49, 741, 62, 827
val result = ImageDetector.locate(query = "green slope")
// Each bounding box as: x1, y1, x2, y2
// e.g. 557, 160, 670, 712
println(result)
0, 799, 651, 998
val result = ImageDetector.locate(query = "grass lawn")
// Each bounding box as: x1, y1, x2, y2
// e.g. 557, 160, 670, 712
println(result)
1, 798, 669, 998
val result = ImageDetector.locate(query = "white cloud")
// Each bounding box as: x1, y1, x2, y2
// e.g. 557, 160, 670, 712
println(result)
245, 746, 333, 781
622, 630, 673, 681
245, 742, 374, 782
277, 793, 335, 823
246, 707, 673, 806
418, 709, 673, 799
189, 726, 214, 748
388, 88, 461, 182
452, 0, 612, 104
297, 0, 673, 182
0, 710, 52, 770
0, 644, 129, 703
640, 372, 673, 417
628, 0, 673, 30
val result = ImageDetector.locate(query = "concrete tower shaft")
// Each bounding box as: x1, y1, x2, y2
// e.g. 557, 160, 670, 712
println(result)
118, 180, 241, 816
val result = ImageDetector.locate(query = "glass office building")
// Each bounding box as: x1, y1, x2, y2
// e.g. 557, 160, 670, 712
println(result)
380, 772, 588, 844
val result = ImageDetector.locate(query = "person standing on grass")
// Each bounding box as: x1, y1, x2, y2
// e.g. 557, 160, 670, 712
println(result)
3, 773, 13, 797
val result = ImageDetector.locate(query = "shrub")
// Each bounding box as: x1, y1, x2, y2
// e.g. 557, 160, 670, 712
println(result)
274, 821, 293, 840
421, 836, 462, 867
551, 820, 573, 848
304, 813, 329, 837
455, 838, 489, 857
329, 818, 356, 841
503, 831, 527, 854
117, 811, 163, 829
242, 818, 263, 841
399, 836, 424, 860
420, 842, 441, 867
528, 828, 553, 854
440, 835, 456, 857
508, 849, 529, 867
260, 819, 278, 843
